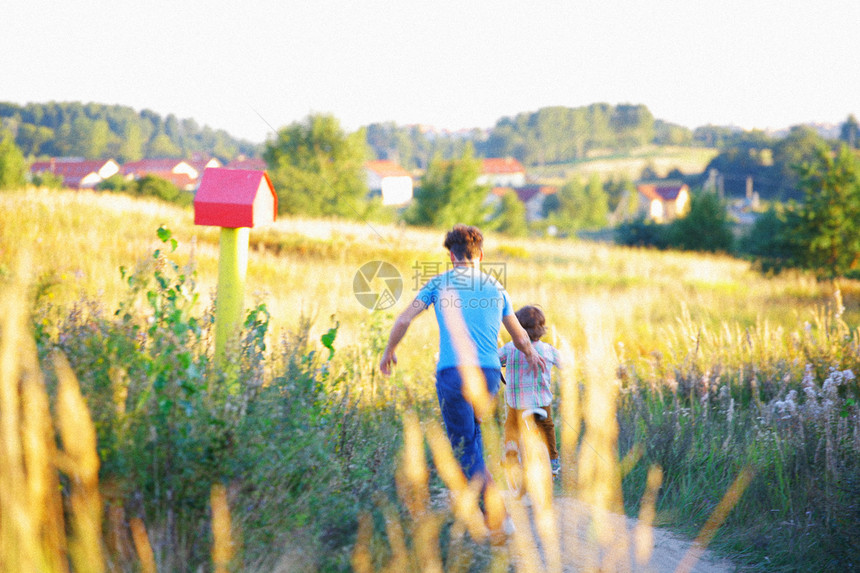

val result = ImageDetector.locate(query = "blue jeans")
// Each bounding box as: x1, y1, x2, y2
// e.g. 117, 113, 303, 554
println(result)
435, 367, 501, 482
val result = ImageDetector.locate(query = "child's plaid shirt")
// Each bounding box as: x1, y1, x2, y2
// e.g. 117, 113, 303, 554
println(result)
498, 340, 561, 409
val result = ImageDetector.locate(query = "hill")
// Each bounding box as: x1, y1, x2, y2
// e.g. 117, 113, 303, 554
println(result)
0, 101, 260, 163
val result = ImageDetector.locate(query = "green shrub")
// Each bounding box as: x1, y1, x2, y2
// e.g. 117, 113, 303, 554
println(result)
33, 226, 410, 570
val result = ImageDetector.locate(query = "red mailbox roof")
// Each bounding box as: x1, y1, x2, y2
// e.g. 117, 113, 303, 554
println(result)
194, 168, 278, 228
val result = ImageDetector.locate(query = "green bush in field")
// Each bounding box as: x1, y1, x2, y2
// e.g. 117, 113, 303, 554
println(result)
616, 304, 860, 571
33, 227, 409, 570
616, 191, 733, 253
97, 173, 193, 207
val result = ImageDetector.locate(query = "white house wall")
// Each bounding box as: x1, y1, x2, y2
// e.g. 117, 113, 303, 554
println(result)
98, 160, 120, 179
381, 176, 413, 205
477, 173, 526, 188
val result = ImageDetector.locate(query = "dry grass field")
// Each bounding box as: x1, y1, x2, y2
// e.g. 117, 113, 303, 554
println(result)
1, 187, 857, 572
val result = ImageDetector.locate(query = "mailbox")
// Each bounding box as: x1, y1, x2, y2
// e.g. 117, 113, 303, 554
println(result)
192, 166, 278, 363
194, 167, 277, 228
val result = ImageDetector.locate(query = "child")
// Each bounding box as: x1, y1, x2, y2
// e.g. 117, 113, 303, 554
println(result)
498, 305, 562, 476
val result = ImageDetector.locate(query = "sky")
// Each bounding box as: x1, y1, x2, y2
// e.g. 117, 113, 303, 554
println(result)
3, 0, 859, 144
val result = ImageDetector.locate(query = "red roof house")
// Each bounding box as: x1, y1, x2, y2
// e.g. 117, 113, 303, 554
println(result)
121, 159, 200, 190
226, 157, 267, 171
365, 160, 413, 205
478, 158, 526, 187
636, 182, 690, 222
486, 184, 557, 222
30, 158, 120, 189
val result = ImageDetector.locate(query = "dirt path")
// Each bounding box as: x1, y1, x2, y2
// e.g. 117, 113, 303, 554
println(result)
504, 494, 737, 573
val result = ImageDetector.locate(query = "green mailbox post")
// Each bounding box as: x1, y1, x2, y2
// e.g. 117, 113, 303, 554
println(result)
194, 167, 277, 363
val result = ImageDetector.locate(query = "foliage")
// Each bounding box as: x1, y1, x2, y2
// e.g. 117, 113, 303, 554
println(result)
617, 301, 860, 571
0, 128, 27, 190
32, 227, 409, 571
740, 146, 860, 280
482, 104, 656, 165
614, 216, 671, 249
772, 125, 832, 198
366, 104, 685, 169
840, 114, 859, 149
737, 205, 799, 273
403, 145, 489, 227
654, 119, 694, 146
365, 121, 473, 170
488, 189, 528, 237
789, 145, 860, 280
264, 113, 371, 219
545, 174, 609, 234
615, 190, 732, 253
603, 175, 637, 216
0, 101, 258, 163
30, 169, 64, 189
704, 126, 830, 200
666, 191, 734, 253
97, 173, 192, 207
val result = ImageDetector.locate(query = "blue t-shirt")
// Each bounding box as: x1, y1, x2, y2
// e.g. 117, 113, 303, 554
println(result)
416, 267, 514, 370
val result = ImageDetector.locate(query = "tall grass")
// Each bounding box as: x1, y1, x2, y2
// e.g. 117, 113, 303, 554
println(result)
2, 188, 859, 570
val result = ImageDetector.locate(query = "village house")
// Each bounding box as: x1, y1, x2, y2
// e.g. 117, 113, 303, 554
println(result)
514, 185, 558, 222
477, 157, 527, 188
121, 158, 213, 191
486, 184, 558, 222
365, 159, 413, 206
226, 156, 267, 171
636, 181, 690, 222
29, 158, 120, 189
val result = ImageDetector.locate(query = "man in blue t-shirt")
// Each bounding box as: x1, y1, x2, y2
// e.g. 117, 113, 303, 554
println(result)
379, 224, 545, 533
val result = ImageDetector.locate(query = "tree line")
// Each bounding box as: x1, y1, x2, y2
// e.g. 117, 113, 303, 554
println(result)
366, 103, 696, 169
0, 101, 259, 163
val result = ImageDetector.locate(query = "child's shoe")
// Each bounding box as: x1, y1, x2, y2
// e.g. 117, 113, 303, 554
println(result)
550, 458, 561, 477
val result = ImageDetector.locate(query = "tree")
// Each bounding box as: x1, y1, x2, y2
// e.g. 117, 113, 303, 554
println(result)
117, 122, 145, 162
584, 174, 610, 229
489, 190, 528, 237
404, 145, 488, 227
147, 133, 183, 158
772, 125, 829, 199
840, 114, 859, 149
667, 190, 733, 253
738, 205, 798, 273
790, 146, 860, 279
603, 176, 638, 221
264, 114, 370, 218
546, 174, 608, 234
0, 129, 27, 190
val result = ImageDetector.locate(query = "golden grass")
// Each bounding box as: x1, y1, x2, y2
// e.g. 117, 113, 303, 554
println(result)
0, 245, 240, 573
2, 187, 845, 370
3, 188, 827, 570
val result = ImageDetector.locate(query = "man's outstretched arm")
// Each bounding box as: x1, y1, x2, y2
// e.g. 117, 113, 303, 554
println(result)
502, 314, 547, 375
379, 298, 428, 375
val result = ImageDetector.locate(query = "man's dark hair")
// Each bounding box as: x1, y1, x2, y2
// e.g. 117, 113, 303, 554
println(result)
515, 305, 547, 342
444, 224, 483, 261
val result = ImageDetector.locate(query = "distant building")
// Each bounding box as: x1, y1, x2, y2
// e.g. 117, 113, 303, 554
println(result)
29, 158, 120, 189
365, 160, 413, 205
486, 184, 557, 222
636, 182, 690, 222
189, 157, 222, 176
514, 185, 558, 222
477, 158, 526, 188
226, 156, 267, 171
121, 159, 202, 191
